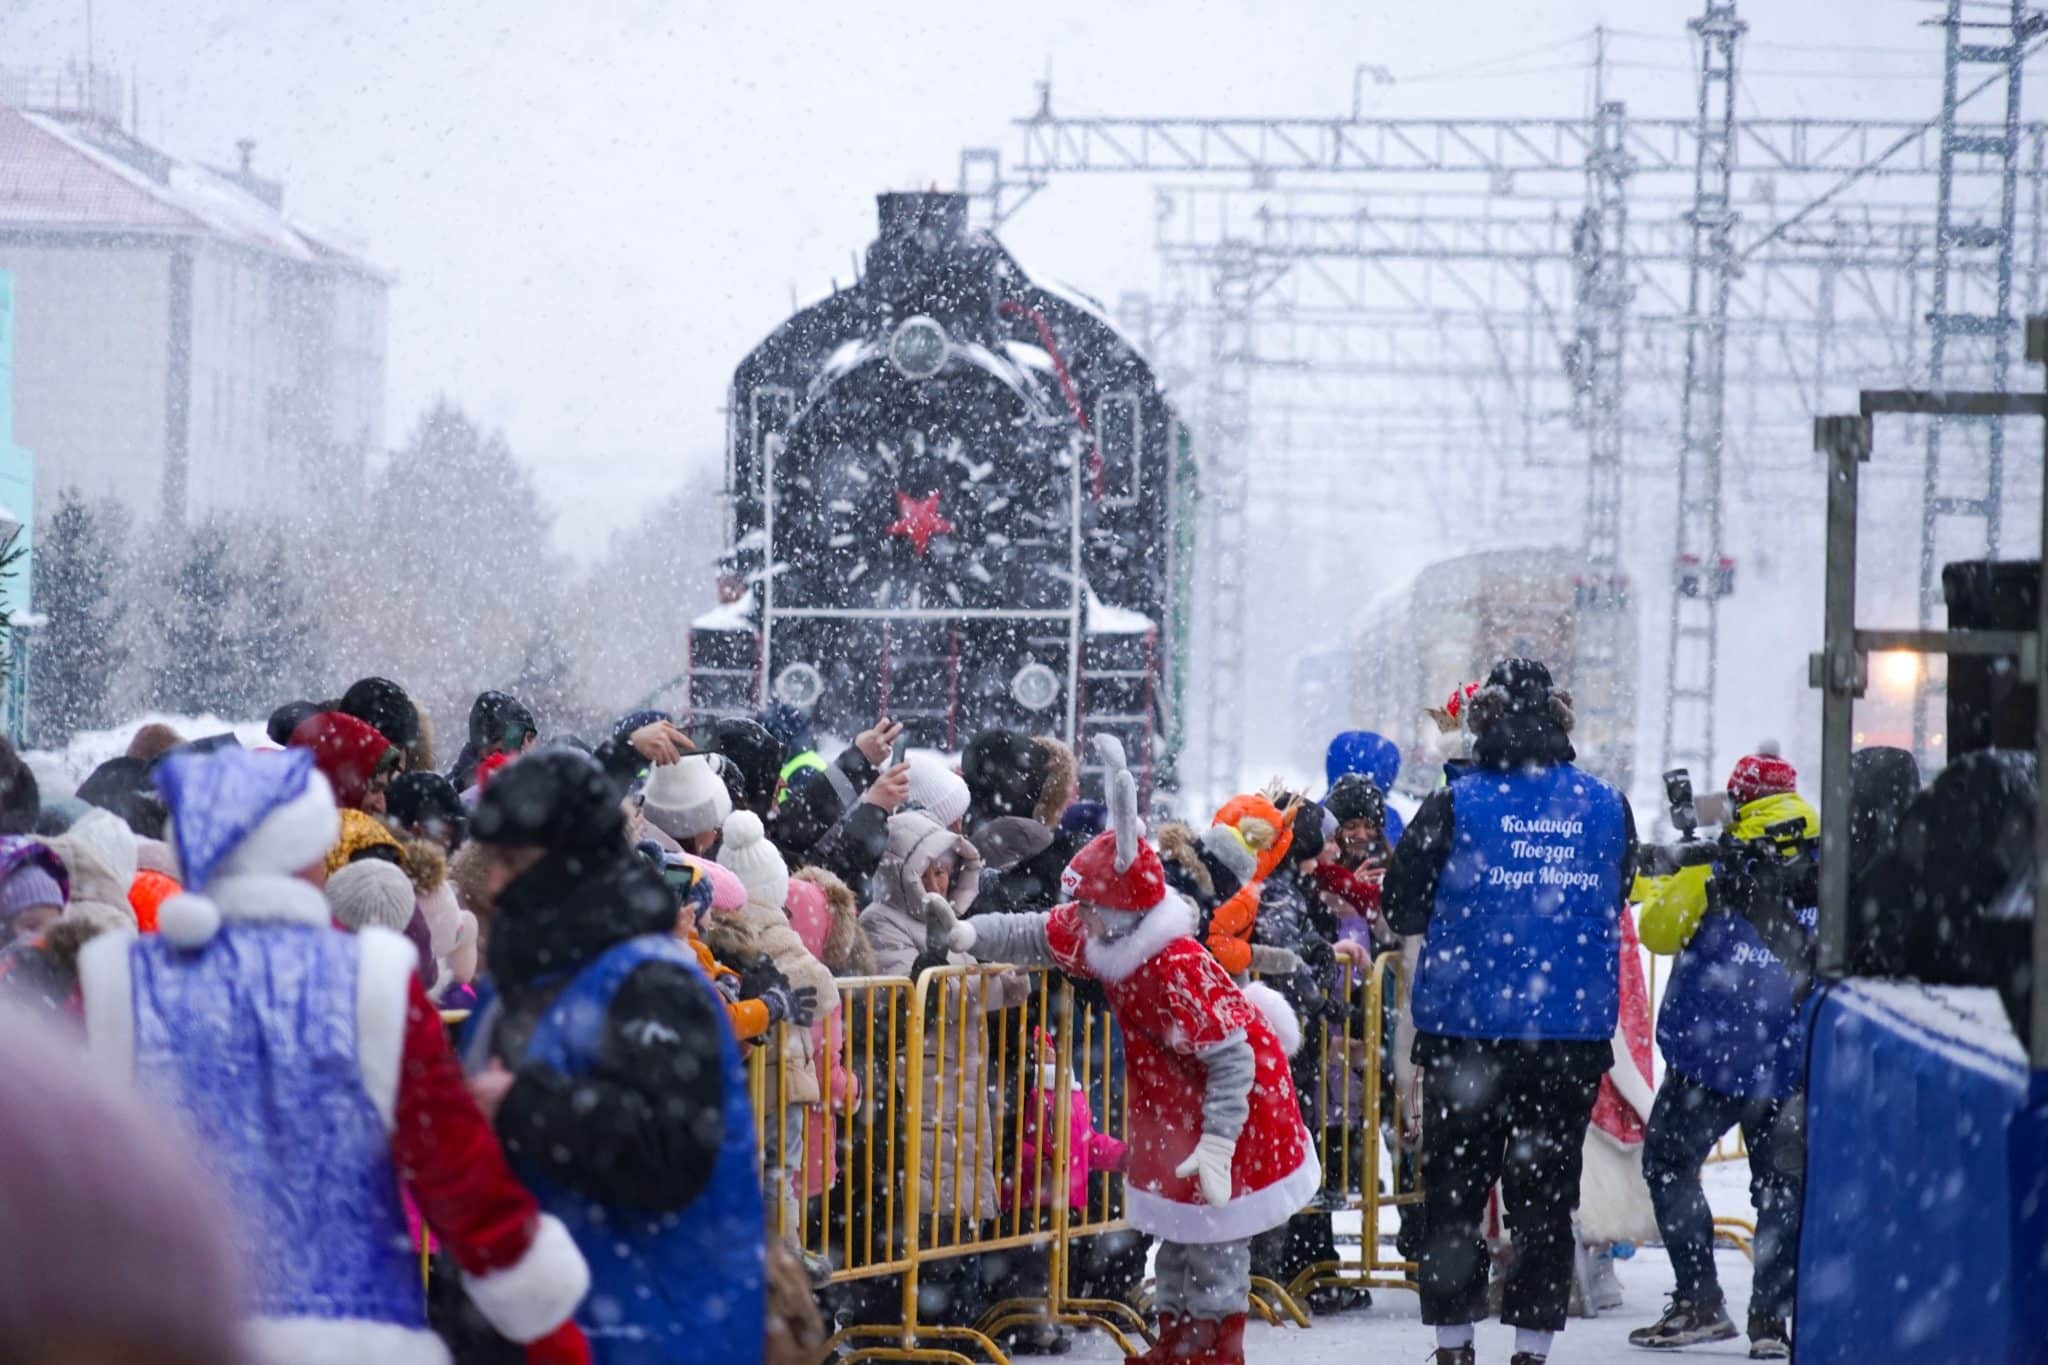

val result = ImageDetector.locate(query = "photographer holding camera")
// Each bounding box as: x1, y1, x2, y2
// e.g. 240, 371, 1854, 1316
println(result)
1628, 752, 1817, 1360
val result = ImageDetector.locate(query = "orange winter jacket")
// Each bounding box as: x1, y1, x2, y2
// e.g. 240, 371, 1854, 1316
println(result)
1204, 794, 1296, 975
687, 929, 772, 1042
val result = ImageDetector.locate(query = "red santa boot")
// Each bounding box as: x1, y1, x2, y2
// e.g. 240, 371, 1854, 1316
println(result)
1196, 1312, 1247, 1364
1130, 1311, 1181, 1364
1167, 1315, 1222, 1360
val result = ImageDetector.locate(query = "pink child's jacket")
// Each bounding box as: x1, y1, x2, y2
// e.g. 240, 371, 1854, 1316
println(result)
1005, 1067, 1128, 1213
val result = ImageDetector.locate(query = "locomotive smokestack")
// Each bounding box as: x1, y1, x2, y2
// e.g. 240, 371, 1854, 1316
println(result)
876, 191, 967, 248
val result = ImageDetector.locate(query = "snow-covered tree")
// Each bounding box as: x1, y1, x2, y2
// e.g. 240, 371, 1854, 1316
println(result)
151, 519, 242, 716
27, 490, 128, 746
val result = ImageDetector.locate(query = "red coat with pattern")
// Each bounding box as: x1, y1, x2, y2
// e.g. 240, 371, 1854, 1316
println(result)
1045, 897, 1319, 1244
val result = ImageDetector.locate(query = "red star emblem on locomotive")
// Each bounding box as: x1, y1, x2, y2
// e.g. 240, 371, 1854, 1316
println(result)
886, 489, 955, 556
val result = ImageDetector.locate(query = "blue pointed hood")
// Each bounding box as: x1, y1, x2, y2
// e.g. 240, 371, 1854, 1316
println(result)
155, 747, 324, 893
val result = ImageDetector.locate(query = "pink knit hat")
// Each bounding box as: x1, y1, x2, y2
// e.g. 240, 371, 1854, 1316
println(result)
678, 850, 746, 914
0, 1004, 248, 1363
785, 876, 832, 960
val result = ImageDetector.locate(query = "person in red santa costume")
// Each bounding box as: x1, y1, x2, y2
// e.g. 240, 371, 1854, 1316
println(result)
943, 738, 1320, 1365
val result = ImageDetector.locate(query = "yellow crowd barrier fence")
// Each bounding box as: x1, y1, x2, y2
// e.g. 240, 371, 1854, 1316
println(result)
737, 953, 1425, 1363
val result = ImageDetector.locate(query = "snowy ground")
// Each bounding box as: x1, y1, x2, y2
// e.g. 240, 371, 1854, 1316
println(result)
1061, 1160, 1759, 1363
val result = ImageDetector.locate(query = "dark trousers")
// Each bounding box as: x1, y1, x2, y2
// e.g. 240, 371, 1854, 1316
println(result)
1416, 1038, 1604, 1332
1641, 1070, 1804, 1321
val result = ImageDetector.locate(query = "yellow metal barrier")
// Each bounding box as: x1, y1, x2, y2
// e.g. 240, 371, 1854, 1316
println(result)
739, 950, 1435, 1358
1287, 950, 1422, 1305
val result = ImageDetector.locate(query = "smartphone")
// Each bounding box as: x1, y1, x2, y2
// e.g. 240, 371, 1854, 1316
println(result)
890, 731, 910, 768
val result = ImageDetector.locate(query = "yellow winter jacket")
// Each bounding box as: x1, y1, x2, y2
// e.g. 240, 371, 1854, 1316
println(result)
1636, 791, 1819, 955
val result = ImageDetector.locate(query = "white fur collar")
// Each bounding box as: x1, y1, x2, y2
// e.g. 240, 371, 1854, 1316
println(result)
1081, 894, 1196, 984
210, 874, 335, 929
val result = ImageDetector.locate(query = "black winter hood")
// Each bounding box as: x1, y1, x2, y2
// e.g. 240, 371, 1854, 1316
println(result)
488, 845, 678, 991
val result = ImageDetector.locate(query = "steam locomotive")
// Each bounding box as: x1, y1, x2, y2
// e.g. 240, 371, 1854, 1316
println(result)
688, 191, 1193, 798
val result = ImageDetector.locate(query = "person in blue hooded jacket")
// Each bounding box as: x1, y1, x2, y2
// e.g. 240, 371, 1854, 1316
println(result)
1324, 730, 1406, 845
459, 749, 766, 1365
1384, 659, 1636, 1365
1628, 752, 1818, 1360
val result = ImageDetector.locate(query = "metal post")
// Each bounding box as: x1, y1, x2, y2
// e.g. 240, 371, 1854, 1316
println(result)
1811, 413, 1870, 977
2028, 314, 2048, 1068
1574, 99, 1635, 788
1915, 0, 2037, 763
1661, 0, 1745, 799
1198, 244, 1255, 807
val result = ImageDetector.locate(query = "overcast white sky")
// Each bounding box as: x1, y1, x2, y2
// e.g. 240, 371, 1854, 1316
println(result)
1, 0, 1988, 552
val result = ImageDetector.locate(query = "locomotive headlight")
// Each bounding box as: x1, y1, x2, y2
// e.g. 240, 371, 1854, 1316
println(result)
889, 316, 949, 380
1011, 662, 1060, 712
774, 662, 825, 710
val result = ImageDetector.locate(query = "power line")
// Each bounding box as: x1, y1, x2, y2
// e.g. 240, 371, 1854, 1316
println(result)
1738, 29, 2048, 264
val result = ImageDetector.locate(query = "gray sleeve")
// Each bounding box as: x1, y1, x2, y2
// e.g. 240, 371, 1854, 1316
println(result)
1197, 1032, 1255, 1141
964, 911, 1059, 968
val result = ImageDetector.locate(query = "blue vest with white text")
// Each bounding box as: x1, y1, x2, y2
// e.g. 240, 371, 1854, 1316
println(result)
1411, 763, 1627, 1042
1658, 901, 1816, 1100
128, 925, 422, 1330
514, 935, 764, 1365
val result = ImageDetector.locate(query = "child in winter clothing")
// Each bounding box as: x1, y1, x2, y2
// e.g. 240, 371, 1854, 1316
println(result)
1006, 1026, 1128, 1217
0, 837, 66, 949
720, 809, 841, 1238
951, 739, 1319, 1365
1200, 793, 1295, 978
859, 810, 1028, 1238
75, 746, 591, 1365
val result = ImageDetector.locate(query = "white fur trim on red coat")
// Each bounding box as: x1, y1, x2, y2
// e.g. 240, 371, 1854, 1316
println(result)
1125, 1146, 1322, 1244
245, 1315, 451, 1365
1240, 981, 1302, 1057
461, 1213, 591, 1344
354, 927, 417, 1131
1081, 894, 1197, 984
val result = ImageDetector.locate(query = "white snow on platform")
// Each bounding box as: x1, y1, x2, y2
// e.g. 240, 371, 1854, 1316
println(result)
1059, 1158, 1762, 1363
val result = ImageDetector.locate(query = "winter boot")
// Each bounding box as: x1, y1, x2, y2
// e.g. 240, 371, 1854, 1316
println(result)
1304, 1284, 1371, 1314
1131, 1311, 1180, 1364
1433, 1347, 1476, 1365
1627, 1295, 1738, 1349
1747, 1314, 1792, 1359
1166, 1314, 1223, 1362
1587, 1246, 1626, 1312
1509, 1355, 1549, 1365
1198, 1313, 1246, 1365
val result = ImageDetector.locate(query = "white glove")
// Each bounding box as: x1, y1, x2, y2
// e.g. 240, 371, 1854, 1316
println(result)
921, 892, 960, 936
1173, 1133, 1238, 1208
947, 920, 978, 954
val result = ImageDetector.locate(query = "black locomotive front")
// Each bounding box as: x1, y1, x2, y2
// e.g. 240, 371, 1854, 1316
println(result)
690, 191, 1188, 796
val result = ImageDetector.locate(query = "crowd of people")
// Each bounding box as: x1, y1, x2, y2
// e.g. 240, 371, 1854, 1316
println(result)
0, 655, 1880, 1365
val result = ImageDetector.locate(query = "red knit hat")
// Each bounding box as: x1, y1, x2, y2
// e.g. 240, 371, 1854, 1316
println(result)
1060, 830, 1167, 912
1727, 753, 1797, 806
288, 710, 395, 810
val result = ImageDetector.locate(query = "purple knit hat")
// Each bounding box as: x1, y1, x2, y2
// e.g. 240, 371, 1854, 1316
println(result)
0, 1004, 249, 1362
0, 836, 68, 929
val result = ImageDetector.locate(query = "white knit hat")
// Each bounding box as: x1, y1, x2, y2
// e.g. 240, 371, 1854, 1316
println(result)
643, 755, 734, 842
904, 755, 970, 830
325, 859, 415, 934
717, 809, 788, 910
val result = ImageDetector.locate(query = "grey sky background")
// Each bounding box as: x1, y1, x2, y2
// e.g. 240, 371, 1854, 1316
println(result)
2, 0, 1990, 553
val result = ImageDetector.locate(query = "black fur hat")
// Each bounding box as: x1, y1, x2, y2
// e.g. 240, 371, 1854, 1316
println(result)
1468, 657, 1574, 734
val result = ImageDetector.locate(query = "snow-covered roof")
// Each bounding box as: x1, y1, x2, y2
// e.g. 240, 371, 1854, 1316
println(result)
0, 105, 387, 279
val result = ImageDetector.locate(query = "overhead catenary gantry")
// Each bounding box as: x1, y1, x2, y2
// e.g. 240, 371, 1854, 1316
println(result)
959, 0, 2048, 802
